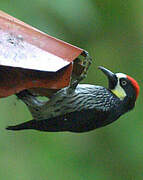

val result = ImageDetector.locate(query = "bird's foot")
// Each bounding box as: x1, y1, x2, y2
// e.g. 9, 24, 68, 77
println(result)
16, 90, 45, 108
68, 51, 92, 93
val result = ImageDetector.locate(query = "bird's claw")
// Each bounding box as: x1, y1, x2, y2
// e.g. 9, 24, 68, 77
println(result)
69, 50, 92, 91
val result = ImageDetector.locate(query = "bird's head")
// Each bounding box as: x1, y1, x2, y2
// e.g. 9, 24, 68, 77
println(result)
99, 66, 139, 109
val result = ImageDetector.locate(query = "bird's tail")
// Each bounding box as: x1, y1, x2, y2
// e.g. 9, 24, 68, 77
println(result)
6, 119, 39, 131
6, 118, 66, 132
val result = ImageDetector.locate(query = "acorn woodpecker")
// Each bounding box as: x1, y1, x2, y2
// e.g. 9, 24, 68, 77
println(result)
6, 66, 140, 133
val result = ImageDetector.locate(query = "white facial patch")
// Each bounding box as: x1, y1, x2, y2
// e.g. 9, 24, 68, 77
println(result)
116, 73, 127, 79
111, 73, 127, 100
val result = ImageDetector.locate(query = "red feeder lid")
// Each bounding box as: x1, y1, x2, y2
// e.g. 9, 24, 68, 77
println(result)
0, 11, 89, 98
0, 10, 83, 71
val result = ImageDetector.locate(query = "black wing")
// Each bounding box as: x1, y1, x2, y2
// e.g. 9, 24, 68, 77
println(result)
6, 109, 111, 133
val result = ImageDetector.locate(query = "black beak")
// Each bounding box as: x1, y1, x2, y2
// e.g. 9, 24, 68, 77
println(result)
98, 66, 117, 89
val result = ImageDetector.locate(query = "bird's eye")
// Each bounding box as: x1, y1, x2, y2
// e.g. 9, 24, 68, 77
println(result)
121, 80, 127, 86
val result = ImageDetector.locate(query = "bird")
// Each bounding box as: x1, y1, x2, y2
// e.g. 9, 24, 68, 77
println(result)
6, 66, 140, 133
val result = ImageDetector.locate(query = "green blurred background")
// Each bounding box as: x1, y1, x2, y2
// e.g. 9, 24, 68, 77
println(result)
0, 0, 143, 179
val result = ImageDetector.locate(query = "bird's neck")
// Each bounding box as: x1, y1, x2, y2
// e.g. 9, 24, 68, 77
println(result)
122, 96, 135, 111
